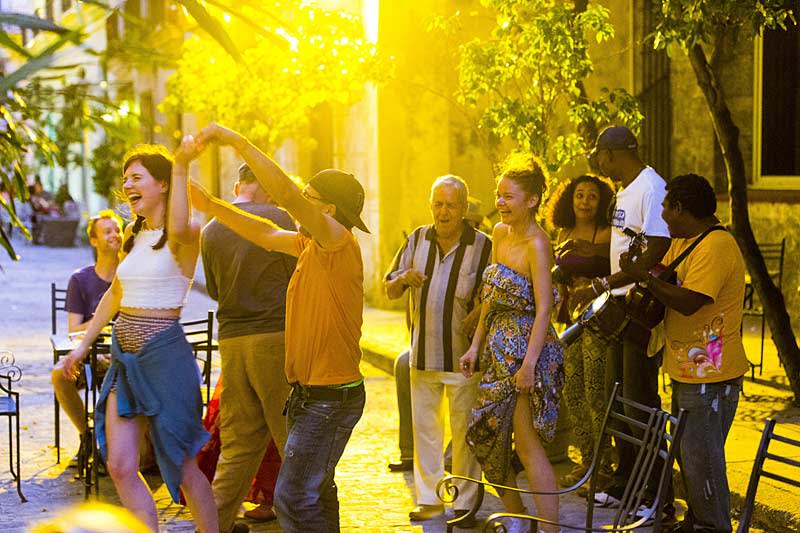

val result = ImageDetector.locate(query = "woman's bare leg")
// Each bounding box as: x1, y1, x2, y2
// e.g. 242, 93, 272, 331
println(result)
513, 394, 559, 533
105, 391, 158, 531
181, 457, 219, 533
499, 470, 526, 514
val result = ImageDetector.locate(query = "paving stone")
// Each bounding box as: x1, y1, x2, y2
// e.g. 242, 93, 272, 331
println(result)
0, 237, 797, 532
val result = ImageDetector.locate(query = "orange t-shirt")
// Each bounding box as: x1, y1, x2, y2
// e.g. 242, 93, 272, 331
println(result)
284, 232, 364, 386
663, 230, 749, 383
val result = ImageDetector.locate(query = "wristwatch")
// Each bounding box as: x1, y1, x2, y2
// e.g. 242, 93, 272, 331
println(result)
639, 276, 650, 289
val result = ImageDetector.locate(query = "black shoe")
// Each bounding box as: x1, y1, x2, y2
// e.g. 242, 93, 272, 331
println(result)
452, 509, 478, 529
68, 433, 89, 469
229, 524, 249, 533
68, 453, 80, 469
96, 459, 108, 477
388, 459, 413, 472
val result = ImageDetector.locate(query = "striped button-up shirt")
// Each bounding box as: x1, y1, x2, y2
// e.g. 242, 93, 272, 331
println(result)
385, 222, 492, 372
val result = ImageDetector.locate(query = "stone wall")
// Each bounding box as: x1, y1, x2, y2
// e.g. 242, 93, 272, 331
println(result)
718, 200, 800, 339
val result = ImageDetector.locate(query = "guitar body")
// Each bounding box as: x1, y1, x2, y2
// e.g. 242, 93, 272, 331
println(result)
623, 269, 677, 349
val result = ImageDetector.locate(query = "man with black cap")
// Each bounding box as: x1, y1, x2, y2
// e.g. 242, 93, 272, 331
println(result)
572, 125, 672, 517
191, 123, 369, 533
200, 163, 296, 531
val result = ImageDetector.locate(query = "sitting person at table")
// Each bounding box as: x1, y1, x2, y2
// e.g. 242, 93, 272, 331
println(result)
52, 210, 122, 468
62, 139, 218, 533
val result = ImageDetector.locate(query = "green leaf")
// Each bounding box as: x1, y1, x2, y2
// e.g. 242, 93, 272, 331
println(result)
0, 12, 71, 34
175, 0, 244, 63
0, 30, 83, 94
0, 29, 32, 58
0, 223, 20, 261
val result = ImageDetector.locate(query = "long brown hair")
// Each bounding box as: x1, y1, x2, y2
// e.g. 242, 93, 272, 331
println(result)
121, 144, 173, 253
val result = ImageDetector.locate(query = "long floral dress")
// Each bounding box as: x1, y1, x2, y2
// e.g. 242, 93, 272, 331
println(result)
466, 263, 564, 486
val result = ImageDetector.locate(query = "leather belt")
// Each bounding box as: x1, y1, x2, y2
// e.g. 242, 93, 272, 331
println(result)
292, 382, 364, 402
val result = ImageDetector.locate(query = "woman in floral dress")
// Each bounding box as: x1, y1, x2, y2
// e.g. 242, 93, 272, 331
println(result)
460, 155, 564, 532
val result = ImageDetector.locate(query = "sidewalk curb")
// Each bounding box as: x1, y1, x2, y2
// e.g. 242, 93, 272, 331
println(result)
361, 343, 396, 376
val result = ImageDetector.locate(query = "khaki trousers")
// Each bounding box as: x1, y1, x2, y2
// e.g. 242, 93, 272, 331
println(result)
213, 331, 290, 531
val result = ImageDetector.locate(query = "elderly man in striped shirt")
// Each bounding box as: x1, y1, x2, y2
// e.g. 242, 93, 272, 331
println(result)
385, 175, 492, 525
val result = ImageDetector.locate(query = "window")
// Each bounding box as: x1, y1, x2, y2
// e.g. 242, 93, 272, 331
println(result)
634, 2, 671, 181
754, 25, 800, 187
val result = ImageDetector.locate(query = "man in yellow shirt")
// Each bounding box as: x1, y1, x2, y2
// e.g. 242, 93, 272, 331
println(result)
191, 123, 368, 533
620, 173, 747, 533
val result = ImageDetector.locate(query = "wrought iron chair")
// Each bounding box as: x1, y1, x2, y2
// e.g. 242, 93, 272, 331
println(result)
436, 383, 686, 532
51, 282, 69, 462
51, 282, 68, 336
78, 336, 110, 499
0, 349, 26, 502
74, 311, 216, 498
737, 419, 800, 532
742, 238, 785, 379
182, 310, 217, 411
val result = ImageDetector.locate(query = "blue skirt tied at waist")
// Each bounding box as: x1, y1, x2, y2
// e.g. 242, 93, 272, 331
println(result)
95, 320, 210, 503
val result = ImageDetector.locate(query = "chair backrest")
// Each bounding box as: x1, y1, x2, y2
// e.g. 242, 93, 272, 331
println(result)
758, 238, 786, 289
181, 310, 216, 405
585, 383, 687, 531
51, 282, 68, 335
0, 349, 22, 398
738, 419, 800, 532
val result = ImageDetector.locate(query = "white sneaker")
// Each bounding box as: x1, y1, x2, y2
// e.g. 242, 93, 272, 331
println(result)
593, 490, 622, 508
635, 504, 654, 520
505, 518, 527, 533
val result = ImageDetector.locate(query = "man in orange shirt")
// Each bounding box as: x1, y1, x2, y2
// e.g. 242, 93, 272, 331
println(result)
191, 123, 369, 533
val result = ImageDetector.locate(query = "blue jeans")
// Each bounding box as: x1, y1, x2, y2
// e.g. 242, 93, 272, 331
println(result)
672, 377, 742, 532
274, 383, 365, 533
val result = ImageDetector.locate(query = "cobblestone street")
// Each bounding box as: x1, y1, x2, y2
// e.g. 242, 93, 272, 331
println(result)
0, 238, 797, 532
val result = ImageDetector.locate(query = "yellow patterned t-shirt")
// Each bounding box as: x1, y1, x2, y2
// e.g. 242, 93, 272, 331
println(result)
663, 230, 749, 383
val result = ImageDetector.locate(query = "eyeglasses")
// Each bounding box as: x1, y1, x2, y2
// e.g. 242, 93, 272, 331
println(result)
301, 187, 325, 202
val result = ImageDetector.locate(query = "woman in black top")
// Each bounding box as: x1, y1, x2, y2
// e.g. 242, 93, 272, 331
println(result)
545, 174, 615, 487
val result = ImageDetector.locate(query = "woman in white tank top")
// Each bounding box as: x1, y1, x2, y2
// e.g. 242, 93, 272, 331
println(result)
61, 138, 218, 532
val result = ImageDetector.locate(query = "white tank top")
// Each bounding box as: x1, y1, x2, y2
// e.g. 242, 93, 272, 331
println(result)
117, 229, 193, 309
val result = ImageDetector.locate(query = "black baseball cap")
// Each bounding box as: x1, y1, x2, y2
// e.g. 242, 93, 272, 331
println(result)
589, 125, 638, 157
307, 169, 370, 233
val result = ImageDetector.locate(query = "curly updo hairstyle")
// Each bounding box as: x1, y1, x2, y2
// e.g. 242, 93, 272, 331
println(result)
498, 153, 548, 214
545, 174, 615, 231
121, 144, 174, 253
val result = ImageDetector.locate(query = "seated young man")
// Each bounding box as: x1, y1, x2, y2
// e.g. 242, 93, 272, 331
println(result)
52, 211, 122, 466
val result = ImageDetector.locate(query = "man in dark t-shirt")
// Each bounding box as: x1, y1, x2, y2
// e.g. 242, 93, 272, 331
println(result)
52, 210, 122, 466
201, 164, 297, 531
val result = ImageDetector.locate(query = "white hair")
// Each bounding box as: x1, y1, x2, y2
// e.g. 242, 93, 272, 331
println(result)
430, 174, 468, 206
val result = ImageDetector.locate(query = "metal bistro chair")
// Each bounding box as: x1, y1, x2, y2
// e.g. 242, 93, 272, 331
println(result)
737, 419, 800, 532
436, 383, 686, 533
0, 349, 26, 502
742, 238, 785, 379
75, 311, 215, 499
51, 282, 68, 336
51, 282, 68, 463
181, 310, 217, 412
78, 335, 111, 499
